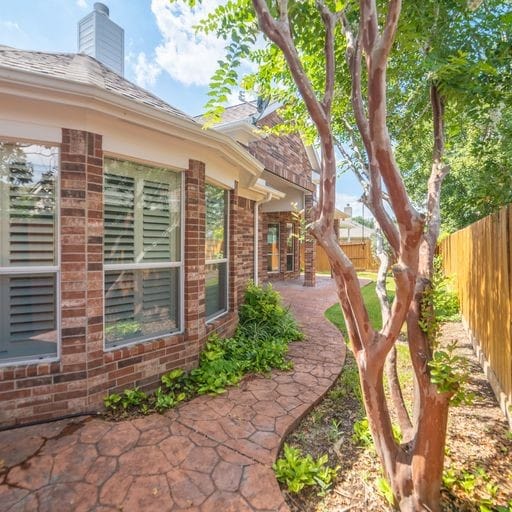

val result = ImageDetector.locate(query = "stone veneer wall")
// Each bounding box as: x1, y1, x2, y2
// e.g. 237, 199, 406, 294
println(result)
0, 129, 255, 428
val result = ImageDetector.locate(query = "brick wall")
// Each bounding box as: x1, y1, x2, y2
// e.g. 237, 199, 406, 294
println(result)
261, 212, 301, 282
248, 111, 315, 193
303, 194, 316, 287
0, 135, 251, 428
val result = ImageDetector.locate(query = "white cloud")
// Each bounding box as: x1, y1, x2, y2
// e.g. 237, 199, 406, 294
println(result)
0, 21, 21, 31
133, 52, 162, 88
76, 0, 88, 8
150, 0, 227, 87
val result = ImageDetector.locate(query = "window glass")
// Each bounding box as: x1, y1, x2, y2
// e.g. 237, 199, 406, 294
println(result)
103, 158, 182, 348
286, 222, 295, 271
0, 142, 59, 363
104, 159, 181, 264
205, 183, 227, 260
267, 223, 279, 272
205, 184, 228, 319
104, 268, 179, 346
205, 262, 227, 319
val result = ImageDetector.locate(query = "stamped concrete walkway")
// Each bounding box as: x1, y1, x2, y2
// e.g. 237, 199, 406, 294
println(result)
0, 276, 356, 512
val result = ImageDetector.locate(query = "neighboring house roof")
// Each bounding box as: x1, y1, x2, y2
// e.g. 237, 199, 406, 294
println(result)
339, 220, 375, 240
0, 45, 193, 123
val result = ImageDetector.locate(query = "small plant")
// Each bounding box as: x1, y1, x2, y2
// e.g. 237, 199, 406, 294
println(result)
273, 444, 339, 495
104, 388, 148, 415
104, 392, 122, 412
375, 475, 395, 506
428, 341, 474, 405
327, 419, 343, 442
352, 418, 373, 448
153, 386, 186, 412
442, 467, 458, 489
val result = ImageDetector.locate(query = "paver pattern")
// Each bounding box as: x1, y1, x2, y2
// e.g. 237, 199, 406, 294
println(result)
0, 277, 358, 512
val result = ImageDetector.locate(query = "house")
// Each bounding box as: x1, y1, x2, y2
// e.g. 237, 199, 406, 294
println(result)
338, 219, 375, 243
0, 4, 317, 427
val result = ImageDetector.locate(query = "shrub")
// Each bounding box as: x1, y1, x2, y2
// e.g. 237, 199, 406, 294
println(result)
104, 281, 303, 416
273, 443, 339, 495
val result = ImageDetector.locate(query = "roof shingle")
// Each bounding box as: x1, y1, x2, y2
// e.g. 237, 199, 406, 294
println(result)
0, 46, 195, 123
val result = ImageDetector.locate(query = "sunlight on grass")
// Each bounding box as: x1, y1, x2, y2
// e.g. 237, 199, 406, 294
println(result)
324, 273, 396, 336
324, 272, 414, 418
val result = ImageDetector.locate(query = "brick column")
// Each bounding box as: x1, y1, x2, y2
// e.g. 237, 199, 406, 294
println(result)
184, 159, 206, 356
303, 193, 316, 287
60, 129, 103, 413
229, 182, 239, 312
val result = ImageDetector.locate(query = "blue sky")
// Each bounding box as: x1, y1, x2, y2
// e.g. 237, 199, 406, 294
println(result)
0, 0, 365, 216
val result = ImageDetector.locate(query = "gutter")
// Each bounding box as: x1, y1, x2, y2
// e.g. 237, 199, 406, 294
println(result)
0, 67, 264, 177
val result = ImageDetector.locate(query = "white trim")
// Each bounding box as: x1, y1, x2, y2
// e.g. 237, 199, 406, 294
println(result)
104, 262, 182, 271
205, 308, 229, 324
179, 171, 185, 335
0, 265, 59, 274
0, 69, 264, 178
103, 329, 182, 353
267, 222, 280, 273
0, 141, 61, 367
205, 185, 229, 322
102, 157, 185, 351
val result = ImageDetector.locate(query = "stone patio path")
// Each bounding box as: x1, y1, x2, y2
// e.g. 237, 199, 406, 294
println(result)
0, 276, 361, 512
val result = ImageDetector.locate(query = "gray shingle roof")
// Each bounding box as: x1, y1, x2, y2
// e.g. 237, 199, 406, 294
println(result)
0, 46, 195, 123
195, 101, 258, 126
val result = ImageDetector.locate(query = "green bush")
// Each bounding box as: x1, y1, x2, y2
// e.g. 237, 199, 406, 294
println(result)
273, 443, 339, 495
104, 281, 302, 417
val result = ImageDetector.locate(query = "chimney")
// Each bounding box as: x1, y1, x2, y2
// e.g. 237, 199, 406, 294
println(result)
78, 2, 124, 76
344, 203, 353, 218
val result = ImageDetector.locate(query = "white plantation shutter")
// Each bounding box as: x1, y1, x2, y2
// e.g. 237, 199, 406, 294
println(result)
104, 271, 136, 324
143, 180, 171, 262
2, 275, 57, 358
0, 143, 58, 363
104, 173, 135, 264
103, 159, 182, 348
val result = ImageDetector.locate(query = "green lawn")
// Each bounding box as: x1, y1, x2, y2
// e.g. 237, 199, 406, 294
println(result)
325, 273, 396, 336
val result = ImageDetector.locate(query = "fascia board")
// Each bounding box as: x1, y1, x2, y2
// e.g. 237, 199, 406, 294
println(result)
0, 67, 264, 177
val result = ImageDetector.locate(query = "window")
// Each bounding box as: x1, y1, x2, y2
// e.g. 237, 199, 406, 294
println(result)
286, 222, 295, 271
0, 142, 59, 364
103, 158, 182, 348
267, 223, 279, 272
205, 184, 228, 320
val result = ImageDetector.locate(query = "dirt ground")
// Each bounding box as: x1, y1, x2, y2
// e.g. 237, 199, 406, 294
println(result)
280, 322, 512, 511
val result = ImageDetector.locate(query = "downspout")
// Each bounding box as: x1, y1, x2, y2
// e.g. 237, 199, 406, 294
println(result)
254, 193, 273, 285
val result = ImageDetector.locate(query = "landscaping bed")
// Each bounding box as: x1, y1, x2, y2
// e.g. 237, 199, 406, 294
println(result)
277, 283, 512, 511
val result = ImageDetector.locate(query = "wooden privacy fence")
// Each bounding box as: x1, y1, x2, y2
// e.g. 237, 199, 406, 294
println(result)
310, 239, 379, 272
439, 205, 512, 423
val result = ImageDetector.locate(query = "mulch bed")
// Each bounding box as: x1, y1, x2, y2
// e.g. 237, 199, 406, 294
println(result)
279, 322, 512, 511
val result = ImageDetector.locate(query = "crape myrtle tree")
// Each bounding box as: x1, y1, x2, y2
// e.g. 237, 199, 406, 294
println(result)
177, 0, 509, 509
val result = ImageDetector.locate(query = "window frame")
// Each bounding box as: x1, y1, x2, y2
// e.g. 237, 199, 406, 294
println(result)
0, 140, 61, 367
102, 157, 184, 351
267, 223, 280, 273
205, 183, 229, 323
286, 222, 295, 272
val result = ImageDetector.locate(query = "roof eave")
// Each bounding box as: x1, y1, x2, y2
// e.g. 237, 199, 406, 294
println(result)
0, 66, 264, 177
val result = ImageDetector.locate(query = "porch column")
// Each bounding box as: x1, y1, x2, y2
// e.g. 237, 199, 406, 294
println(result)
303, 193, 316, 287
